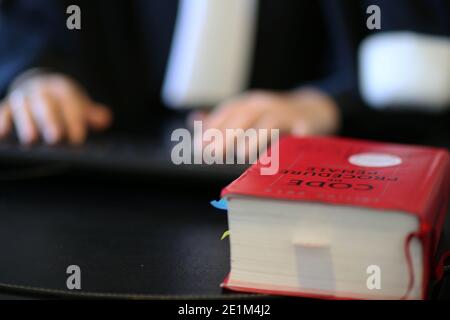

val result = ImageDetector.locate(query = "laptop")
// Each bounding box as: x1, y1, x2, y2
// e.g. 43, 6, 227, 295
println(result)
0, 113, 248, 181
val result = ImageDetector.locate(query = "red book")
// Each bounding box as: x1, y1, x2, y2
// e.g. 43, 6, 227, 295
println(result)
220, 136, 450, 300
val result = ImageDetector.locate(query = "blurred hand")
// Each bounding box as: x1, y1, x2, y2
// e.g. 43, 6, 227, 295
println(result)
189, 88, 340, 156
0, 73, 112, 145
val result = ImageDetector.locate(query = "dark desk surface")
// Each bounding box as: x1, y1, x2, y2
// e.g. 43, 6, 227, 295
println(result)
0, 169, 253, 299
0, 164, 449, 300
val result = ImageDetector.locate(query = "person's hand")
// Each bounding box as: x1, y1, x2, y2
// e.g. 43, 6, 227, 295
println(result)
189, 88, 340, 156
204, 88, 340, 135
0, 73, 112, 145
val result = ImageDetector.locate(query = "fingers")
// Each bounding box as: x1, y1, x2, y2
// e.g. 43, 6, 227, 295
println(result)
186, 111, 207, 129
53, 82, 113, 144
60, 104, 86, 145
49, 78, 112, 142
204, 98, 241, 130
250, 115, 281, 158
220, 105, 262, 132
85, 103, 113, 131
291, 119, 311, 136
5, 88, 110, 146
0, 102, 13, 138
9, 90, 38, 144
2, 74, 113, 146
53, 79, 92, 145
29, 88, 63, 144
205, 100, 267, 161
206, 92, 279, 131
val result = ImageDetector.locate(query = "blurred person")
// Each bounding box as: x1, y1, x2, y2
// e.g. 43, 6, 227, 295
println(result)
0, 0, 448, 151
0, 0, 344, 149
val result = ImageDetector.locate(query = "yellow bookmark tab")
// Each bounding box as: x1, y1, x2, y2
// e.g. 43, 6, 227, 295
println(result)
221, 230, 230, 240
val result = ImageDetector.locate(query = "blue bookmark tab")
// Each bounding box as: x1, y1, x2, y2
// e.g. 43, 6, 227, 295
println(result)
210, 198, 228, 210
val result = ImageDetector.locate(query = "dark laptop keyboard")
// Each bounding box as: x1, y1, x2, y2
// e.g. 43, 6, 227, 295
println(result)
0, 133, 247, 179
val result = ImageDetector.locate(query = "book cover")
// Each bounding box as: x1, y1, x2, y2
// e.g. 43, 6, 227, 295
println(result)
221, 136, 450, 299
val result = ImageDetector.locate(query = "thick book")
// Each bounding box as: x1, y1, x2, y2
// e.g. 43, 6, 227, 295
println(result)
220, 136, 450, 299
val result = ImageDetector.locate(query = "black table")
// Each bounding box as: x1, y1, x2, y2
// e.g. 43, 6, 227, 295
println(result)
0, 168, 258, 299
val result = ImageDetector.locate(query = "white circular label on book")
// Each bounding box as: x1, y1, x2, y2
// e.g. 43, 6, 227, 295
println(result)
349, 153, 402, 167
